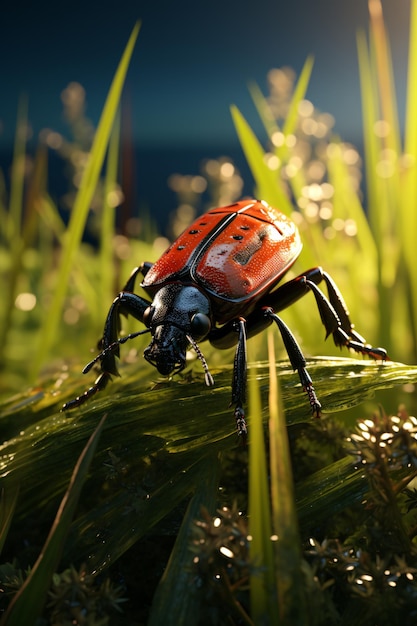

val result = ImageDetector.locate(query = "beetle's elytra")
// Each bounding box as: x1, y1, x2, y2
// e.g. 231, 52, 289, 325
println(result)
63, 199, 387, 439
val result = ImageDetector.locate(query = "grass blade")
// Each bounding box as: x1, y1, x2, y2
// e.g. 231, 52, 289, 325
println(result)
31, 22, 141, 379
282, 56, 314, 139
100, 109, 121, 313
148, 452, 221, 626
267, 332, 309, 625
0, 485, 19, 556
402, 0, 417, 354
1, 414, 106, 626
230, 104, 293, 214
248, 348, 278, 624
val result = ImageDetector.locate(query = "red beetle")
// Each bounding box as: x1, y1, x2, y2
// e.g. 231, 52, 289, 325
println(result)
63, 199, 387, 437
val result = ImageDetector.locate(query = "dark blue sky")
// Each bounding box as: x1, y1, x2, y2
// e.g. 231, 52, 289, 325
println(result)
0, 0, 410, 150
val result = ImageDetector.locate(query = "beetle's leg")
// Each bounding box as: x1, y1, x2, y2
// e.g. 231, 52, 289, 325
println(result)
62, 292, 151, 410
259, 267, 387, 360
231, 318, 248, 440
99, 292, 151, 368
121, 262, 153, 293
62, 371, 112, 410
208, 268, 337, 350
264, 308, 321, 418
302, 271, 387, 360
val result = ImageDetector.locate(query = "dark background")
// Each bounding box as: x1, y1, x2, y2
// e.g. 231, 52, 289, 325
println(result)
0, 0, 410, 230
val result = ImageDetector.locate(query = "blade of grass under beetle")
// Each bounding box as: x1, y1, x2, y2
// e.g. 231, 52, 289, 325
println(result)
0, 414, 106, 626
148, 452, 221, 626
31, 22, 140, 380
267, 332, 309, 625
248, 349, 279, 624
1, 358, 416, 575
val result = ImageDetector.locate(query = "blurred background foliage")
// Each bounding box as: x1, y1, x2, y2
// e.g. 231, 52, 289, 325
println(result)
1, 2, 416, 398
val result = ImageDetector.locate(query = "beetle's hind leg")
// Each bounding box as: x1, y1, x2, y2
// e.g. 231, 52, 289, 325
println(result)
264, 308, 322, 418
305, 270, 387, 360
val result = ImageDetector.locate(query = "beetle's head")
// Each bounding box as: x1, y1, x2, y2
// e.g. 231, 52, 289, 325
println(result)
143, 284, 213, 379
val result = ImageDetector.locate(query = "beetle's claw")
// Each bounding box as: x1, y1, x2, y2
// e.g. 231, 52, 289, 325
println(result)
306, 387, 322, 419
62, 372, 112, 411
334, 328, 388, 361
234, 406, 247, 443
297, 367, 322, 419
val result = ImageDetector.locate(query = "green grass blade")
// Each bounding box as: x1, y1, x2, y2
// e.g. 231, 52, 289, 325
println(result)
100, 109, 121, 311
0, 414, 106, 626
148, 452, 221, 626
248, 80, 282, 144
356, 24, 398, 352
402, 0, 417, 354
230, 104, 293, 213
249, 57, 314, 218
248, 349, 278, 624
357, 28, 381, 236
282, 55, 314, 139
267, 332, 309, 625
1, 358, 415, 579
31, 22, 141, 380
0, 485, 19, 556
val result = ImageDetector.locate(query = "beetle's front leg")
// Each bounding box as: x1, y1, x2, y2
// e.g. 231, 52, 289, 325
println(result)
231, 318, 248, 440
63, 291, 151, 410
121, 262, 153, 293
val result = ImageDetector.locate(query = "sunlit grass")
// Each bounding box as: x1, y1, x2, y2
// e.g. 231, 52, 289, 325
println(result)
231, 0, 417, 368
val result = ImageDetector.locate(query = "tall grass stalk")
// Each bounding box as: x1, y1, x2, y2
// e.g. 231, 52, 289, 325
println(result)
248, 352, 278, 624
100, 109, 121, 317
30, 22, 140, 380
1, 414, 106, 626
267, 331, 309, 625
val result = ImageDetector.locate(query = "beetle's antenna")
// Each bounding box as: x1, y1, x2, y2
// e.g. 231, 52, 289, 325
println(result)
82, 328, 151, 374
186, 334, 215, 387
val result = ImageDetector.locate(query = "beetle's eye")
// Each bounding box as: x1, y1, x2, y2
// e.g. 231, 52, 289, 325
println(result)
190, 313, 211, 339
143, 306, 154, 328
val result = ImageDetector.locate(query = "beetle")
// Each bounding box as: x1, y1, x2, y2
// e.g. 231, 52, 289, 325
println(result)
62, 199, 387, 438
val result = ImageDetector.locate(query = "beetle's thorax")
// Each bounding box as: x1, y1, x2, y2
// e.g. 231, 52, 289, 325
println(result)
143, 283, 211, 376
